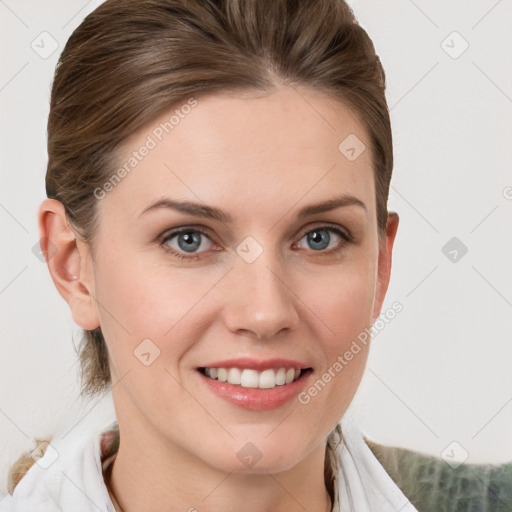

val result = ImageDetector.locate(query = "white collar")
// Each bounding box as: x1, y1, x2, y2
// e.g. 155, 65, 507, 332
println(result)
335, 417, 418, 511
1, 417, 418, 512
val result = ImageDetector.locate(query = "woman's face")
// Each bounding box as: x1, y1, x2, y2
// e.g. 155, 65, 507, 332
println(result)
75, 85, 398, 473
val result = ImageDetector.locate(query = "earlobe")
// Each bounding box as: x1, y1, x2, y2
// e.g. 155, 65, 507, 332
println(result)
372, 212, 399, 323
38, 198, 100, 330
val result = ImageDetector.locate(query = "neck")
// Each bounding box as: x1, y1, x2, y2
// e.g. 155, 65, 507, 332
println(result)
105, 424, 333, 512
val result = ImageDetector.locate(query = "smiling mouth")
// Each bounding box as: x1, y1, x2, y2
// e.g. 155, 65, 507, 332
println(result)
198, 367, 313, 389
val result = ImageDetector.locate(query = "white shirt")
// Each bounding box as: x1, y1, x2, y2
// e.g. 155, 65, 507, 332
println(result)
0, 417, 418, 512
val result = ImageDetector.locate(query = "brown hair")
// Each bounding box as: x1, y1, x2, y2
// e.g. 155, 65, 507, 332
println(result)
8, 0, 392, 496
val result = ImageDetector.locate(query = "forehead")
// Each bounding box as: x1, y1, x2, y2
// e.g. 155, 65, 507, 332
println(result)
98, 85, 375, 226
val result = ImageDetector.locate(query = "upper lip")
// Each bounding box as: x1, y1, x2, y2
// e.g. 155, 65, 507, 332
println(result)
198, 357, 312, 372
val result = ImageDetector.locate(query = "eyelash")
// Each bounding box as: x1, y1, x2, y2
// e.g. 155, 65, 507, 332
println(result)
159, 224, 355, 262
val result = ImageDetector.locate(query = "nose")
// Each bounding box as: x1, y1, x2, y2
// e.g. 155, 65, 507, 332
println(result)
221, 251, 300, 340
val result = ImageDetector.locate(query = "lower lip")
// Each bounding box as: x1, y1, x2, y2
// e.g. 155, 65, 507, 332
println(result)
198, 370, 313, 411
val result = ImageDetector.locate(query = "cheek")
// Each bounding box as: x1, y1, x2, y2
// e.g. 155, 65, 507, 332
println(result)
296, 267, 374, 413
293, 264, 375, 437
300, 255, 377, 347
96, 252, 196, 328
93, 254, 218, 365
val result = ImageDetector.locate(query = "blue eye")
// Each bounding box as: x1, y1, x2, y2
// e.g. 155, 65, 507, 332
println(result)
296, 226, 351, 253
160, 225, 353, 261
161, 229, 213, 260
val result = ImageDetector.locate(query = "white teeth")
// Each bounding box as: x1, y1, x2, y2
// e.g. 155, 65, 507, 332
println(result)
275, 367, 286, 385
227, 367, 241, 385
259, 369, 276, 389
240, 369, 259, 388
202, 366, 305, 389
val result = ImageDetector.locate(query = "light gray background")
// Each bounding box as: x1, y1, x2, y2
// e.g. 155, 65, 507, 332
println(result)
1, 0, 511, 496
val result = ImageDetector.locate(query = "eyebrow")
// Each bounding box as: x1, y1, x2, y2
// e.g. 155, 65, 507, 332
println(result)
139, 193, 367, 222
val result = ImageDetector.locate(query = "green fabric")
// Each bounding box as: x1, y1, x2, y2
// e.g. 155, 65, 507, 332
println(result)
365, 439, 512, 512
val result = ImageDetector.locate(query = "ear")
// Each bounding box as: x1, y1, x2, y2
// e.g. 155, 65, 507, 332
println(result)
37, 198, 100, 330
371, 211, 399, 323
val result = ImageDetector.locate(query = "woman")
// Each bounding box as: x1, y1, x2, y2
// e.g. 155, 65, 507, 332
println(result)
2, 0, 417, 510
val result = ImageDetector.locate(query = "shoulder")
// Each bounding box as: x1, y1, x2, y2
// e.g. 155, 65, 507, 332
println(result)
3, 419, 117, 510
365, 438, 512, 512
6, 437, 53, 495
7, 421, 119, 496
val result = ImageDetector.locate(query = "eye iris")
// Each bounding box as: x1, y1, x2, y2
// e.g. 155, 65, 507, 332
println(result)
307, 229, 330, 251
178, 231, 201, 252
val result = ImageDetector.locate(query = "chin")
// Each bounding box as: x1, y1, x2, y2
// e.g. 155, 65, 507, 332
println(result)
201, 436, 309, 475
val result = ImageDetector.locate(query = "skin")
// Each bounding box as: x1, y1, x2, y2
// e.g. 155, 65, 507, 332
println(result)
40, 84, 399, 512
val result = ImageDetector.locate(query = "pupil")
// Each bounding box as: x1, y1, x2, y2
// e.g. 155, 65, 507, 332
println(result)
179, 232, 200, 252
308, 230, 329, 250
